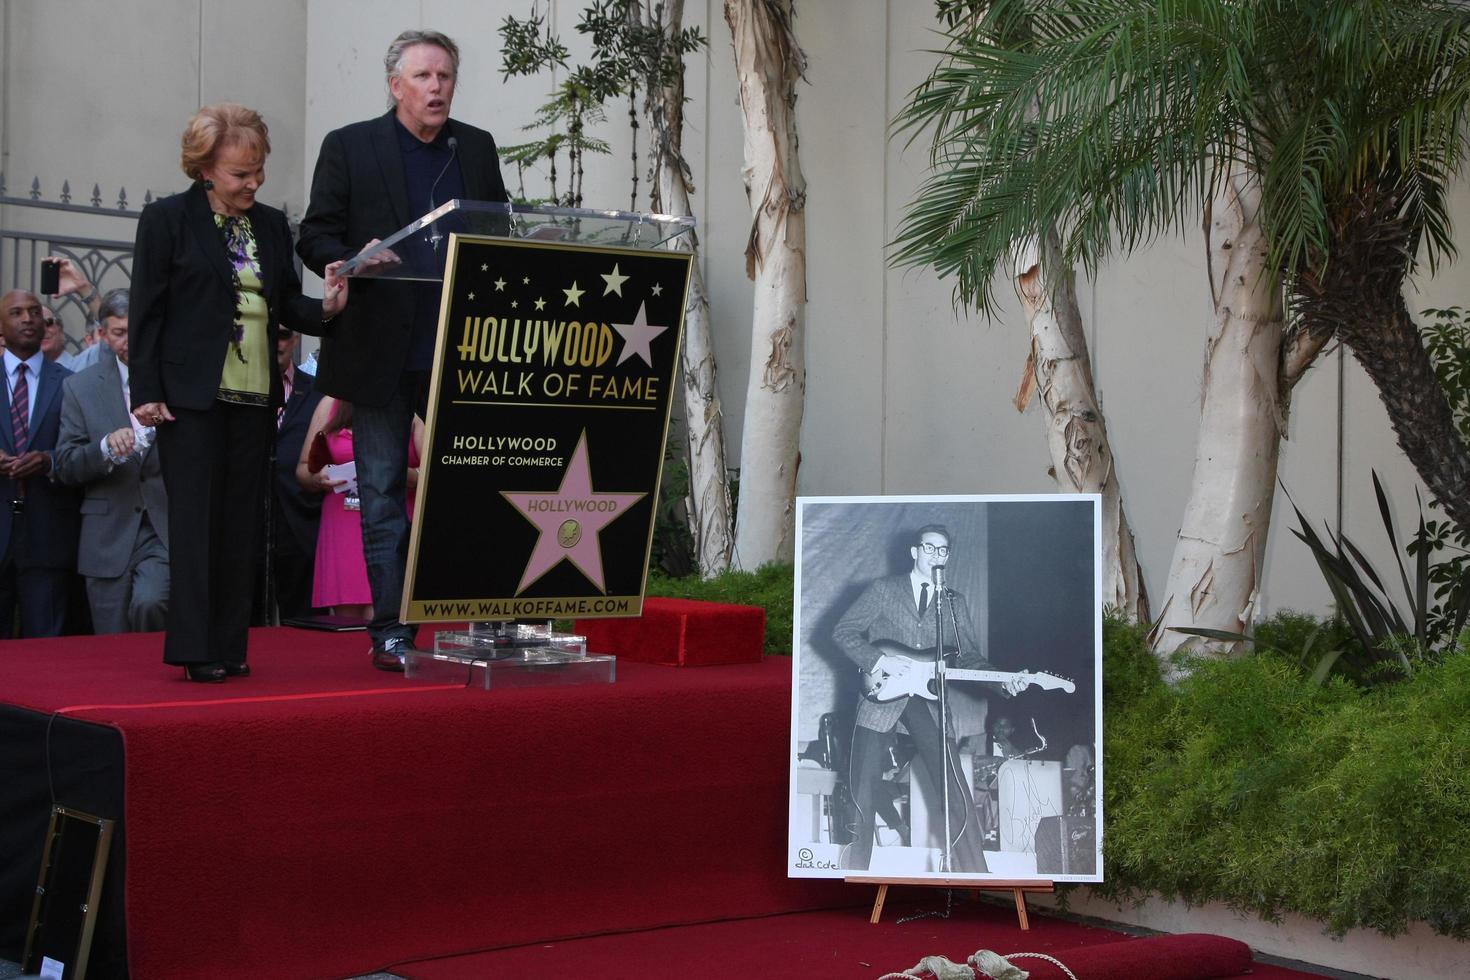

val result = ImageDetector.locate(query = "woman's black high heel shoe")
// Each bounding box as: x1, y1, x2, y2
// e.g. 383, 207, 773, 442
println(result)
184, 663, 227, 683
221, 662, 251, 678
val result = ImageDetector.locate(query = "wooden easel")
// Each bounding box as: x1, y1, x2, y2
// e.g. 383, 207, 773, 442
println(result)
845, 876, 1054, 930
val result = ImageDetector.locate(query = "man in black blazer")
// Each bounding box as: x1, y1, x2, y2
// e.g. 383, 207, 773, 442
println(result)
0, 289, 81, 637
298, 28, 508, 670
272, 328, 324, 618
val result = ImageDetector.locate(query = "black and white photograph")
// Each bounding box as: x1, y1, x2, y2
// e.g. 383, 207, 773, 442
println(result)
788, 495, 1103, 882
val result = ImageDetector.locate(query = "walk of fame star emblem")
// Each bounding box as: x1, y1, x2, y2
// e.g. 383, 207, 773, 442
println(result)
502, 431, 645, 594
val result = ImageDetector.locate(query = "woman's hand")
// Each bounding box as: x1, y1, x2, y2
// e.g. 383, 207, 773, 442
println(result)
316, 470, 348, 492
133, 402, 175, 427
322, 260, 348, 318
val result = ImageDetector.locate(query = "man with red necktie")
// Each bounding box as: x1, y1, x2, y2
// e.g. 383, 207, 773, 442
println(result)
0, 289, 81, 637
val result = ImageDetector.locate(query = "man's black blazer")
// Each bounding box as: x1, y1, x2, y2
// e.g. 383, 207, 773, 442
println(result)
129, 182, 326, 413
296, 110, 508, 407
274, 369, 324, 553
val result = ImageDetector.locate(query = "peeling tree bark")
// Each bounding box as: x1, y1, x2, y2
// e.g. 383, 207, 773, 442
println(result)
644, 0, 734, 577
1149, 172, 1291, 659
1014, 231, 1150, 621
726, 0, 808, 569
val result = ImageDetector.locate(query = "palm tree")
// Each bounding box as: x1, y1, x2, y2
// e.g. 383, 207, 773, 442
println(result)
892, 0, 1470, 652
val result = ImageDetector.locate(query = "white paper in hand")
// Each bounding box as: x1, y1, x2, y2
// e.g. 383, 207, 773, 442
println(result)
324, 461, 358, 494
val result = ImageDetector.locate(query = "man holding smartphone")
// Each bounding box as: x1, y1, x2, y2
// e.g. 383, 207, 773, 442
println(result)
40, 257, 107, 373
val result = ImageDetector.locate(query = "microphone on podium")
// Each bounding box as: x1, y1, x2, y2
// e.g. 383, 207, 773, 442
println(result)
427, 136, 460, 250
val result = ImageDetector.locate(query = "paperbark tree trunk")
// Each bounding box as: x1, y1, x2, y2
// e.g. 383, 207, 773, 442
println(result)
1013, 231, 1150, 621
1149, 172, 1289, 659
725, 0, 808, 569
644, 0, 734, 577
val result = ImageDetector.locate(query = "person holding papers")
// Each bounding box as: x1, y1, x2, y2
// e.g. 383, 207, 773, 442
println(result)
297, 397, 420, 622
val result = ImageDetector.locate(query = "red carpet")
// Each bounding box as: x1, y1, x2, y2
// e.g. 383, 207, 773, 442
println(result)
1, 628, 845, 979
394, 904, 1328, 978
1, 629, 1330, 980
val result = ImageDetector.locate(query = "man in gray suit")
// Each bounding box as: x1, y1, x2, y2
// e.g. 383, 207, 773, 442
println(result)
55, 289, 169, 633
833, 524, 1023, 873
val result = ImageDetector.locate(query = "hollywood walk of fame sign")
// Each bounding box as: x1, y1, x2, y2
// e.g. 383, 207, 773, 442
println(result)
402, 234, 693, 622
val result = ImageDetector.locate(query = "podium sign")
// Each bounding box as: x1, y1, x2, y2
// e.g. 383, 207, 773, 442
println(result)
402, 232, 692, 622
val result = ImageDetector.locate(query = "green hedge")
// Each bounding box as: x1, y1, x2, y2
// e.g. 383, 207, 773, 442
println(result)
651, 567, 1470, 938
1097, 616, 1470, 938
645, 564, 794, 655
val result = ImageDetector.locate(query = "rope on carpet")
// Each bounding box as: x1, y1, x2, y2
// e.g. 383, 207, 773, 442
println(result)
878, 948, 1080, 980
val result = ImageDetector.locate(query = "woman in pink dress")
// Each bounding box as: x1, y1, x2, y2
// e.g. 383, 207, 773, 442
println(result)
296, 397, 422, 620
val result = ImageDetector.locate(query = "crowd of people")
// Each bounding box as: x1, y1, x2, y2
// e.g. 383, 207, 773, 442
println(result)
1, 28, 506, 681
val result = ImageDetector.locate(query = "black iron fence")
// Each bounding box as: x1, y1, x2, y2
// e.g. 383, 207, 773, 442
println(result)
0, 174, 163, 354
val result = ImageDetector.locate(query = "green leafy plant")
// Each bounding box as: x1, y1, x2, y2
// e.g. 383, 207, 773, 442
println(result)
498, 9, 609, 208
646, 562, 792, 655
1170, 470, 1470, 686
1285, 471, 1470, 682
650, 431, 695, 578
1096, 615, 1470, 938
1416, 305, 1470, 641
498, 2, 705, 209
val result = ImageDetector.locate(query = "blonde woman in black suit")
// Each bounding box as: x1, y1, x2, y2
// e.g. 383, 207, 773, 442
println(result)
129, 103, 348, 682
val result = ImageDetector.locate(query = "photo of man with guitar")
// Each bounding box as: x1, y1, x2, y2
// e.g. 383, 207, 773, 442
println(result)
835, 523, 1030, 873
789, 496, 1102, 883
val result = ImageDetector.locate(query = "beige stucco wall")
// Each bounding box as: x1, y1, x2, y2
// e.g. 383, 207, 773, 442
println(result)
6, 0, 1466, 619
0, 0, 307, 216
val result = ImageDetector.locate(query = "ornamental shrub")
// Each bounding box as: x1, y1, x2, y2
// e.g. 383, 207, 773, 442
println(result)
646, 563, 794, 655
1095, 613, 1470, 938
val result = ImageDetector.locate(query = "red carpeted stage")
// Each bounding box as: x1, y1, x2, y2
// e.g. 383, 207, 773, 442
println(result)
0, 627, 1327, 980
1, 626, 846, 978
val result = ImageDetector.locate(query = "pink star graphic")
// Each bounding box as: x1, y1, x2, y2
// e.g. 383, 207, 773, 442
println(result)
612, 301, 669, 367
501, 432, 646, 594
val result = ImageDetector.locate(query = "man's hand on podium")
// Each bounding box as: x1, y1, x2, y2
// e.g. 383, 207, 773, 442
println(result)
352, 238, 402, 277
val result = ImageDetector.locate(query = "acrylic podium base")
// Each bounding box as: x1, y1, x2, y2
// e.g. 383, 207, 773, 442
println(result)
405, 620, 616, 690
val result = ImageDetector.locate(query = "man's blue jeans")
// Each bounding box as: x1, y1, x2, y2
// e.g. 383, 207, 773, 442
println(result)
353, 371, 424, 645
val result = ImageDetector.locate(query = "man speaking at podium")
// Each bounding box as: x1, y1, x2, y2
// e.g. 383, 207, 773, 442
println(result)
298, 29, 507, 671
833, 524, 1023, 873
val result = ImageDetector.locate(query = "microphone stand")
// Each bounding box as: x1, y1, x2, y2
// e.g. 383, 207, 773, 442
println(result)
427, 136, 459, 251
932, 563, 953, 873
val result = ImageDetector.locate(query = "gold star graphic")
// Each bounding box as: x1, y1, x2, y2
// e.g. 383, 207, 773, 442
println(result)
494, 278, 507, 291
534, 297, 547, 311
467, 291, 476, 300
563, 281, 585, 307
601, 263, 630, 296
650, 283, 663, 297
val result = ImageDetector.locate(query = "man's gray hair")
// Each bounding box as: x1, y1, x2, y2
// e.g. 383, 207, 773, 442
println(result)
384, 30, 460, 107
97, 287, 129, 321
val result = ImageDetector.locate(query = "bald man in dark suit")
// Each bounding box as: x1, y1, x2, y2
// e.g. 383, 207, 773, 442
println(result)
1, 289, 81, 637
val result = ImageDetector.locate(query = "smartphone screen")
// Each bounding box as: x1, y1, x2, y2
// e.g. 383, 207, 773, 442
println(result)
39, 260, 60, 295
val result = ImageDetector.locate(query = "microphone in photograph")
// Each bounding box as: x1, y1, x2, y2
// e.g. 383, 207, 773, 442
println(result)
427, 136, 459, 251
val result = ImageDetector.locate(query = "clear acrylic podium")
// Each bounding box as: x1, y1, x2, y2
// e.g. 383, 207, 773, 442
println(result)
336, 199, 696, 280
339, 200, 695, 690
